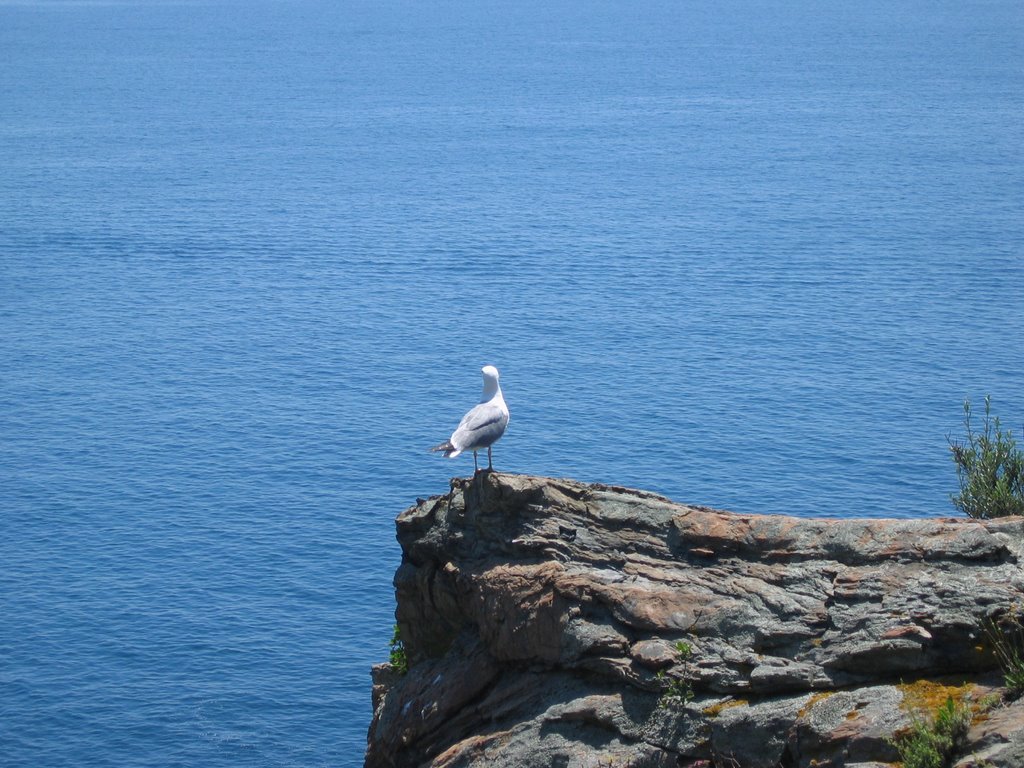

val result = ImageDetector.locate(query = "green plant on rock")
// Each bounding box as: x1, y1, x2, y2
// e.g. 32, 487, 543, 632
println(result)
983, 608, 1024, 698
949, 396, 1024, 519
890, 695, 971, 768
389, 624, 408, 675
656, 671, 694, 708
657, 639, 696, 708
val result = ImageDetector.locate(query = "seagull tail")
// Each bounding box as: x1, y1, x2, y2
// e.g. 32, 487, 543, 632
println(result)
429, 441, 461, 458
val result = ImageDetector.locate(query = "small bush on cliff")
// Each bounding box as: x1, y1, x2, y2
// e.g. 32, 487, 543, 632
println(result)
657, 639, 695, 708
389, 624, 408, 675
949, 397, 1024, 519
891, 695, 970, 768
656, 672, 694, 708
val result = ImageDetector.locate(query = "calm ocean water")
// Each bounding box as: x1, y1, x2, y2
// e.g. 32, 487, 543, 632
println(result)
2, 0, 1022, 764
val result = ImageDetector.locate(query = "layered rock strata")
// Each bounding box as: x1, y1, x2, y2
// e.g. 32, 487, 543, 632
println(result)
366, 473, 1024, 767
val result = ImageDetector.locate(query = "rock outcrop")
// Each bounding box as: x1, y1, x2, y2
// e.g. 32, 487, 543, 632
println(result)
366, 473, 1024, 768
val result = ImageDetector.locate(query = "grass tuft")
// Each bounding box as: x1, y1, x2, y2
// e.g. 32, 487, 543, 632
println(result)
891, 695, 970, 768
983, 609, 1024, 698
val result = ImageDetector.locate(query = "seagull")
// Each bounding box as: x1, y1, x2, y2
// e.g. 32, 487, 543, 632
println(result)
430, 365, 510, 473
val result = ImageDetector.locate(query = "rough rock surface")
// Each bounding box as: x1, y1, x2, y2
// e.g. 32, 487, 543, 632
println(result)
366, 473, 1024, 767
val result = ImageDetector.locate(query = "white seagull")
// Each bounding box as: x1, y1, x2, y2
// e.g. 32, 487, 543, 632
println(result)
430, 365, 510, 473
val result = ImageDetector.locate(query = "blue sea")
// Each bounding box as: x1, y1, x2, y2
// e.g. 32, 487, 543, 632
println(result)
2, 0, 1022, 764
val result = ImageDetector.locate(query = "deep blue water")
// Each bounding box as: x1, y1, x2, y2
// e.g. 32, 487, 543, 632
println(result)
2, 0, 1023, 765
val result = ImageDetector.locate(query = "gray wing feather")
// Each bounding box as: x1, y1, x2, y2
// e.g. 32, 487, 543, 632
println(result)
451, 402, 508, 451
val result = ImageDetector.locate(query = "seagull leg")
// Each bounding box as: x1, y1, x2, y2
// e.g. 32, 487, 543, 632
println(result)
473, 451, 479, 474
487, 446, 493, 471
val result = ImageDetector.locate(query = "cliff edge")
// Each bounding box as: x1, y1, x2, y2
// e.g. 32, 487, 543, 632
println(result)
366, 472, 1024, 767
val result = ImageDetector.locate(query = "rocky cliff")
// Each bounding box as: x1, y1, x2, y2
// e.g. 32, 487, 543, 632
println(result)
366, 472, 1024, 767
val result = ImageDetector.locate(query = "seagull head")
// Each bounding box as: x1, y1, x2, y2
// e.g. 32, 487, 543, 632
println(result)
480, 365, 501, 399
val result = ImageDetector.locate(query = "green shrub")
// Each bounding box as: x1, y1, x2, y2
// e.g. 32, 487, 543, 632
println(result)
949, 396, 1024, 519
656, 671, 694, 708
389, 624, 408, 675
657, 639, 696, 708
891, 695, 971, 768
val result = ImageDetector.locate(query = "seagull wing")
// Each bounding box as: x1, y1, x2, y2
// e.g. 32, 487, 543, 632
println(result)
451, 401, 508, 452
